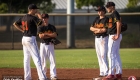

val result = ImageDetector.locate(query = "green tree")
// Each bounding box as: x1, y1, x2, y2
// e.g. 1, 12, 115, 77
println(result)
0, 3, 8, 13
123, 0, 140, 12
39, 0, 56, 13
0, 0, 55, 13
127, 0, 140, 8
76, 0, 104, 13
0, 0, 55, 32
76, 0, 104, 24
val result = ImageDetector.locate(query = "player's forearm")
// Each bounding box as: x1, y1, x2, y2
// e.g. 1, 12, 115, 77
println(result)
101, 28, 106, 33
39, 34, 50, 39
43, 36, 51, 39
96, 28, 106, 33
44, 33, 57, 38
36, 11, 42, 19
90, 27, 98, 32
13, 23, 24, 32
116, 21, 121, 36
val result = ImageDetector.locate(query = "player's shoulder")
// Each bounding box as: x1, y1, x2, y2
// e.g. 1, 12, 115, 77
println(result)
104, 16, 109, 20
21, 14, 28, 19
38, 25, 44, 29
48, 24, 55, 27
27, 14, 38, 19
112, 10, 120, 16
94, 16, 100, 22
114, 10, 119, 14
22, 14, 37, 20
95, 16, 100, 20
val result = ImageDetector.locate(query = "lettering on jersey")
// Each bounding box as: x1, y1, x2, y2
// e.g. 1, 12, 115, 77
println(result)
114, 18, 117, 22
22, 21, 28, 30
95, 23, 104, 28
105, 23, 108, 28
114, 18, 119, 23
108, 18, 113, 28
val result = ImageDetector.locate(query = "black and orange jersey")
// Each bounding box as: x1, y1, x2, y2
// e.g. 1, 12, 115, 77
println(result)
108, 10, 121, 34
38, 24, 57, 44
92, 16, 109, 36
15, 14, 42, 36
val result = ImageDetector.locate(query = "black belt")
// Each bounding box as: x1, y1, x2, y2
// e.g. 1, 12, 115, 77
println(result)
96, 35, 108, 38
41, 42, 52, 45
23, 35, 36, 37
109, 33, 115, 35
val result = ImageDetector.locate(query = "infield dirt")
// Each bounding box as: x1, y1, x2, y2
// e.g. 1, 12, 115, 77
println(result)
0, 68, 140, 80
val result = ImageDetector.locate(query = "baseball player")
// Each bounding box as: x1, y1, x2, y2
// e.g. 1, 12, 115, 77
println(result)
38, 13, 57, 80
13, 4, 47, 80
90, 6, 109, 77
105, 2, 122, 80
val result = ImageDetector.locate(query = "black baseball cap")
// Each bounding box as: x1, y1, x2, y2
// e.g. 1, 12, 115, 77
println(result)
106, 2, 115, 8
95, 6, 106, 11
28, 4, 39, 9
41, 13, 49, 18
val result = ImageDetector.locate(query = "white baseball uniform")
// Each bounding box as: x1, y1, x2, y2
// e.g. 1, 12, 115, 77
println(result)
95, 36, 108, 76
38, 24, 57, 79
92, 16, 109, 76
22, 36, 46, 80
107, 10, 122, 75
108, 34, 122, 75
40, 43, 56, 78
14, 14, 47, 80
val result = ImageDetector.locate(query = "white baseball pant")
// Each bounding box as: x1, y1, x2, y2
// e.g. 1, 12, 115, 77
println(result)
108, 34, 122, 75
40, 43, 57, 78
95, 36, 108, 76
22, 36, 47, 80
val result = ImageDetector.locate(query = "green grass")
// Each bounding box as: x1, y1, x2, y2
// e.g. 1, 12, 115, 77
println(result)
0, 49, 140, 69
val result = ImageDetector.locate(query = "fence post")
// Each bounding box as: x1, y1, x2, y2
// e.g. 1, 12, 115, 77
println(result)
67, 0, 75, 48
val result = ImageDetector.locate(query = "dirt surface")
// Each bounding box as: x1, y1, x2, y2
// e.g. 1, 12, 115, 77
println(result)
0, 68, 140, 80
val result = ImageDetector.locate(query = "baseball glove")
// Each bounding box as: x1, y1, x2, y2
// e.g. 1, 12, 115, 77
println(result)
51, 38, 61, 45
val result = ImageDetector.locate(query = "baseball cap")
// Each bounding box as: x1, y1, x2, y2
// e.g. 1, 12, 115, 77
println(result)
28, 4, 39, 9
106, 2, 115, 8
41, 13, 49, 18
95, 6, 106, 11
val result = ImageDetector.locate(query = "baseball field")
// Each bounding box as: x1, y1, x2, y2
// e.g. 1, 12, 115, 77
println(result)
0, 49, 140, 80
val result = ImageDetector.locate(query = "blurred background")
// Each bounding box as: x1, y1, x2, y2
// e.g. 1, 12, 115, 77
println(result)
0, 0, 140, 49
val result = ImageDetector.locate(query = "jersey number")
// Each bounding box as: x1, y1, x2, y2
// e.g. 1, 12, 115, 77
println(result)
22, 21, 28, 30
108, 18, 113, 28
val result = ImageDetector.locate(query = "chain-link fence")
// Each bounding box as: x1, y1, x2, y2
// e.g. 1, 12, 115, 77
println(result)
0, 13, 140, 50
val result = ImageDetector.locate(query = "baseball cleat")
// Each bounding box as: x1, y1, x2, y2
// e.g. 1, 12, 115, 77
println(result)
51, 77, 57, 80
115, 74, 122, 80
104, 75, 116, 80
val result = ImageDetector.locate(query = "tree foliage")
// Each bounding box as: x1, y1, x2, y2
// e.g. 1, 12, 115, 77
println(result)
123, 0, 140, 12
0, 0, 55, 13
0, 3, 8, 13
127, 0, 139, 8
39, 0, 56, 13
76, 0, 104, 9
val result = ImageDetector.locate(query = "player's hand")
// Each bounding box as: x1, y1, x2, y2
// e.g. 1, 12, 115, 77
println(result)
90, 27, 93, 31
112, 35, 119, 40
21, 30, 24, 33
94, 29, 101, 34
36, 10, 41, 15
36, 11, 42, 19
39, 34, 45, 39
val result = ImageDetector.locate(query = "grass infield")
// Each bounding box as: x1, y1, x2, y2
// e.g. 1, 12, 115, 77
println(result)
0, 48, 140, 69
